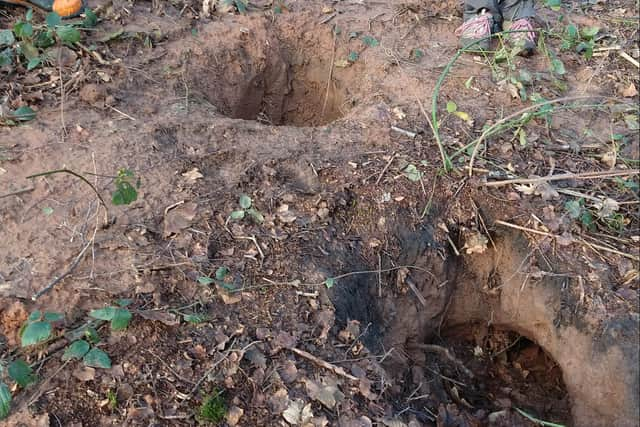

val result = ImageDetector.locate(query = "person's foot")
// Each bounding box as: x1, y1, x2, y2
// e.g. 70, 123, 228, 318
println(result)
0, 0, 84, 18
455, 10, 494, 51
506, 17, 537, 56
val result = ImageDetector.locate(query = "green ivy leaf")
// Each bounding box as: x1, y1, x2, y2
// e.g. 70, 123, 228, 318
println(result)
361, 35, 379, 47
46, 12, 62, 28
83, 9, 98, 28
235, 0, 248, 14
0, 30, 15, 46
13, 22, 33, 39
62, 340, 90, 361
34, 29, 55, 48
565, 200, 582, 219
89, 307, 117, 321
183, 314, 207, 324
0, 48, 13, 67
550, 57, 566, 76
83, 348, 112, 369
56, 26, 81, 44
239, 194, 252, 209
116, 298, 133, 307
8, 360, 37, 388
84, 327, 100, 344
27, 310, 42, 322
247, 207, 264, 223
544, 0, 561, 10
324, 278, 336, 289
0, 382, 10, 420
10, 106, 36, 122
24, 50, 42, 68
215, 267, 230, 281
446, 101, 457, 113
581, 26, 599, 39
566, 24, 578, 39
197, 276, 215, 285
230, 210, 245, 220
20, 321, 51, 347
403, 164, 423, 182
110, 308, 132, 331
347, 51, 359, 62
43, 312, 63, 322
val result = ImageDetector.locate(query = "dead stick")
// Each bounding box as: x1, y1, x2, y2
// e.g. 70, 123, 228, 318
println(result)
483, 169, 639, 187
32, 240, 92, 300
376, 153, 397, 185
494, 220, 640, 261
0, 187, 34, 199
290, 347, 359, 382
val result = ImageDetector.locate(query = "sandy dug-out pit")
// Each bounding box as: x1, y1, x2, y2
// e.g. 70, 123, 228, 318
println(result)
183, 16, 351, 126
176, 15, 639, 427
326, 224, 639, 427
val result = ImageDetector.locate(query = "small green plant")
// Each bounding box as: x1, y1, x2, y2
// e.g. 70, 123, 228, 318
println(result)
88, 300, 133, 331
198, 267, 237, 292
229, 194, 264, 223
112, 169, 140, 205
198, 392, 226, 424
20, 310, 63, 347
219, 0, 248, 14
559, 24, 599, 59
106, 389, 117, 410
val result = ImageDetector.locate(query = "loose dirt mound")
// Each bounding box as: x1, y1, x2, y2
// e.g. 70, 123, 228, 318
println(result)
1, 0, 638, 426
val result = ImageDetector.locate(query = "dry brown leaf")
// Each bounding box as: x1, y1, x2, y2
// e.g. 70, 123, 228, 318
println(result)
137, 310, 179, 326
226, 406, 244, 426
163, 202, 198, 237
181, 167, 204, 181
622, 83, 638, 98
304, 378, 344, 409
283, 399, 314, 425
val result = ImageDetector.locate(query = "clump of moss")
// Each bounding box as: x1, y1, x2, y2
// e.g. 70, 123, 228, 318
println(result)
198, 392, 226, 425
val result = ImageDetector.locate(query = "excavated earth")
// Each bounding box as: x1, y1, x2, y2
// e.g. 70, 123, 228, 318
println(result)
1, 1, 638, 426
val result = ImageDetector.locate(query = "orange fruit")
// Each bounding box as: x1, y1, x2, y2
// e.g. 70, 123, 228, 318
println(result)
52, 0, 82, 17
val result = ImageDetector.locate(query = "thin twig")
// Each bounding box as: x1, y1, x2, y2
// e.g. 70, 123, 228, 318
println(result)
146, 350, 196, 385
27, 169, 109, 224
619, 51, 640, 68
183, 340, 258, 402
514, 407, 566, 427
290, 347, 359, 382
32, 240, 92, 300
0, 186, 34, 199
494, 220, 640, 261
483, 169, 639, 187
107, 105, 137, 121
376, 153, 397, 185
58, 44, 68, 141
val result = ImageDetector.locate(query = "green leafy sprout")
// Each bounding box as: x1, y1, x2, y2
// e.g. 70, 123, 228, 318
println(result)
229, 194, 264, 223
198, 392, 226, 424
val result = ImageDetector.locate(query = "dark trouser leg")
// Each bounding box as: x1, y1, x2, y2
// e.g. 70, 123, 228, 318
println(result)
464, 0, 500, 20
499, 0, 536, 20
464, 0, 502, 30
